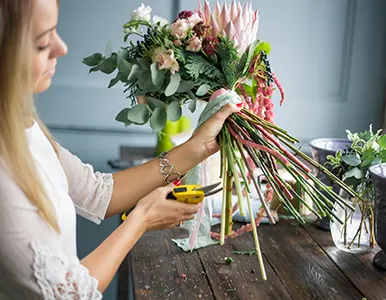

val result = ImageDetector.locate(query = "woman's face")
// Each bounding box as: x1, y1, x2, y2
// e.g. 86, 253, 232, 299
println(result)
32, 0, 67, 94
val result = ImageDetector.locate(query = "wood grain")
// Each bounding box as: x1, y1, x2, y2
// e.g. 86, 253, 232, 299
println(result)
258, 221, 364, 300
129, 227, 214, 299
198, 225, 292, 300
306, 225, 386, 300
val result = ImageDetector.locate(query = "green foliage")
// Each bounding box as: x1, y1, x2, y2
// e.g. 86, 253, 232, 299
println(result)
185, 53, 225, 85
83, 12, 274, 132
167, 101, 182, 121
216, 36, 239, 88
150, 107, 167, 132
327, 125, 386, 195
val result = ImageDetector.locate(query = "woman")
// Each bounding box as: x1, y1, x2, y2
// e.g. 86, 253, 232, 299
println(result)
0, 0, 240, 299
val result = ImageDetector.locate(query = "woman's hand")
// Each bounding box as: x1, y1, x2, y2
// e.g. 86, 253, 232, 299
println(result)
132, 183, 199, 231
189, 89, 242, 158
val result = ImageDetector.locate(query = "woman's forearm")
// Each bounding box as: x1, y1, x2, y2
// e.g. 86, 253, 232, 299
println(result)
105, 138, 207, 217
81, 209, 146, 293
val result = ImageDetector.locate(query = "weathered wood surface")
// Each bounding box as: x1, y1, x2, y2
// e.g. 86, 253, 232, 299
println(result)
121, 221, 386, 300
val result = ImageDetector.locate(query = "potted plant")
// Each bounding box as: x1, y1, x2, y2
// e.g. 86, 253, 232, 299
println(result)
327, 126, 386, 253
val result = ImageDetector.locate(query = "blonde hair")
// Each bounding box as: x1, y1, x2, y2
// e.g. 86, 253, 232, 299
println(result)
0, 1, 60, 232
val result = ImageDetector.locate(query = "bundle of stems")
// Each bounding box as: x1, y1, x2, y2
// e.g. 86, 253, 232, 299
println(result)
218, 108, 362, 280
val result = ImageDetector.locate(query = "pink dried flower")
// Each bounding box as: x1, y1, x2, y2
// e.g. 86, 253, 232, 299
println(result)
178, 10, 194, 19
202, 36, 218, 55
170, 19, 190, 39
152, 47, 179, 74
186, 35, 202, 52
187, 12, 203, 28
192, 21, 209, 37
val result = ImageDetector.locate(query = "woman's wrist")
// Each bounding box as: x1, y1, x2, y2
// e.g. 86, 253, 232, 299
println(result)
124, 207, 148, 234
182, 137, 212, 165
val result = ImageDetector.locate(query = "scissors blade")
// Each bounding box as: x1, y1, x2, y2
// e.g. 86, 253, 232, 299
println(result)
204, 187, 223, 197
193, 182, 221, 194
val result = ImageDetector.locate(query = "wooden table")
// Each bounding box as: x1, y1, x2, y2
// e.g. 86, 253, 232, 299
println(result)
118, 221, 386, 300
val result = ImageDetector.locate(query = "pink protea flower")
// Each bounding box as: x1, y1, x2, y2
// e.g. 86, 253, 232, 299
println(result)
197, 0, 259, 54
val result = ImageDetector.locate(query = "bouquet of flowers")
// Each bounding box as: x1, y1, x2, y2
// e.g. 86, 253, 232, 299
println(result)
83, 1, 360, 280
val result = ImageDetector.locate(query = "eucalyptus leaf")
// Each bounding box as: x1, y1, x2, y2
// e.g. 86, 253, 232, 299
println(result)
126, 104, 150, 125
108, 73, 121, 88
98, 53, 118, 74
115, 108, 131, 125
147, 97, 166, 111
150, 107, 167, 132
104, 41, 113, 58
188, 98, 197, 112
177, 81, 195, 93
83, 53, 103, 67
137, 70, 159, 92
196, 84, 210, 97
117, 49, 131, 74
341, 154, 361, 167
127, 64, 140, 82
167, 101, 182, 121
137, 57, 151, 70
165, 73, 181, 97
150, 63, 165, 87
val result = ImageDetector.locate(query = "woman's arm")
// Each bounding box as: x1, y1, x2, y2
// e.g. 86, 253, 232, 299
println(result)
81, 184, 198, 292
107, 138, 204, 217
106, 103, 240, 218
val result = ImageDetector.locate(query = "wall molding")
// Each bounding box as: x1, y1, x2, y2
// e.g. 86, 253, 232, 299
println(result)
338, 0, 357, 103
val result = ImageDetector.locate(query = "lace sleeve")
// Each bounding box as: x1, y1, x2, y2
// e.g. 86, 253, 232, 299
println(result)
57, 144, 114, 224
31, 240, 102, 300
0, 165, 102, 300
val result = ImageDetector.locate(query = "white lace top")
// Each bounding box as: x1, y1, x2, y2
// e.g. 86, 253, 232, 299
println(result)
0, 122, 114, 299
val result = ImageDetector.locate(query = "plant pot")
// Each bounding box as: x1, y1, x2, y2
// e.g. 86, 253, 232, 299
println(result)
330, 190, 375, 254
369, 163, 386, 269
309, 138, 352, 230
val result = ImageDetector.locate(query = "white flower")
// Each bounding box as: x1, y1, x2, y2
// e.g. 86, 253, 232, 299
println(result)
152, 15, 169, 27
131, 4, 152, 22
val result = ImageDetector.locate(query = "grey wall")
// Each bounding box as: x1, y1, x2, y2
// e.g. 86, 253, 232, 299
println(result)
35, 1, 386, 299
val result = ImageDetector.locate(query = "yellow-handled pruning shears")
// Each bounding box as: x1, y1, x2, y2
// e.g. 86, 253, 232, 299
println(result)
121, 182, 222, 221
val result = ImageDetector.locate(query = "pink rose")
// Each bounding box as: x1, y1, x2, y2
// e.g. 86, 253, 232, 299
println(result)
186, 35, 202, 52
152, 47, 180, 74
170, 19, 190, 39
